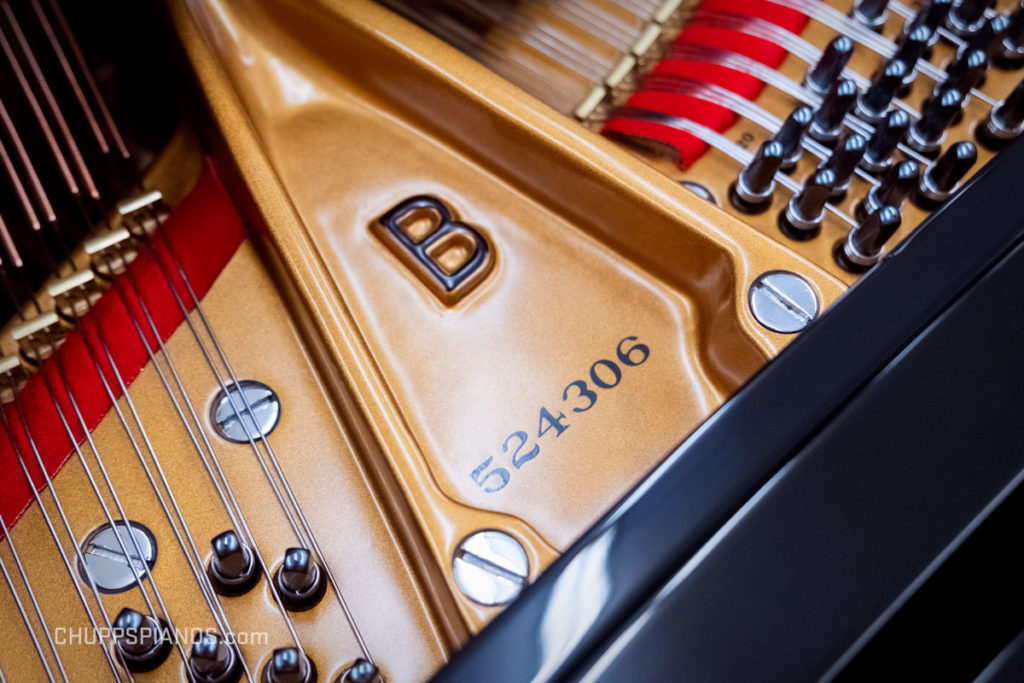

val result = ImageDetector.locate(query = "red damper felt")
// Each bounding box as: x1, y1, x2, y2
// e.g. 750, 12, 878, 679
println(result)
603, 0, 809, 167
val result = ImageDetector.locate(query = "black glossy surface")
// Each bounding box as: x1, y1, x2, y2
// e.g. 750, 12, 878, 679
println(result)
977, 630, 1024, 682
575, 234, 1024, 681
434, 140, 1024, 682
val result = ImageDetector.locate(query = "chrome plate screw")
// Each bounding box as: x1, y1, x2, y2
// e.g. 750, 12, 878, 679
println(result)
452, 530, 529, 606
210, 380, 281, 444
78, 521, 157, 593
748, 271, 819, 334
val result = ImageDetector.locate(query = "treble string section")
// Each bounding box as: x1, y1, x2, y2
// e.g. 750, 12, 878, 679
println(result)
0, 378, 125, 682
141, 207, 374, 662
0, 513, 64, 682
107, 249, 307, 653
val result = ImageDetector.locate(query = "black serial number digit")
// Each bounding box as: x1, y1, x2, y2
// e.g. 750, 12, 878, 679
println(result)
589, 359, 622, 389
617, 336, 650, 366
562, 379, 596, 413
470, 335, 651, 493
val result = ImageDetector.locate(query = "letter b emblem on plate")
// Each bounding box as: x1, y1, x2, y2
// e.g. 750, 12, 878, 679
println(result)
373, 195, 495, 305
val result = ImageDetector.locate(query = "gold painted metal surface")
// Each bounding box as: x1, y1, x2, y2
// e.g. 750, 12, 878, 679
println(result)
170, 0, 844, 632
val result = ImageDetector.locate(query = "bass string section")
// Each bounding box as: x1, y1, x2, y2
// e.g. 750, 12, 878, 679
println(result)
0, 2, 385, 681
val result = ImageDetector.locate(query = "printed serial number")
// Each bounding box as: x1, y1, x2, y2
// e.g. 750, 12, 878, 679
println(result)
469, 336, 650, 493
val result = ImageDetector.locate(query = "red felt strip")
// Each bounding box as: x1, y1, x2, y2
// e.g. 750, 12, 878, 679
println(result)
602, 0, 809, 168
0, 160, 246, 528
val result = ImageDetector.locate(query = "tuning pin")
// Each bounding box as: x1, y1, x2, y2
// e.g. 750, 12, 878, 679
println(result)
112, 608, 172, 673
906, 0, 953, 35
893, 24, 933, 84
861, 109, 911, 173
978, 77, 1024, 148
914, 141, 978, 208
729, 140, 784, 213
947, 0, 994, 37
857, 59, 908, 122
820, 132, 866, 199
804, 36, 854, 97
335, 658, 381, 683
809, 78, 858, 144
965, 14, 1010, 59
275, 547, 327, 611
906, 86, 964, 155
780, 168, 836, 238
941, 48, 988, 97
996, 5, 1024, 67
851, 0, 889, 31
207, 530, 261, 596
772, 105, 814, 170
856, 160, 920, 221
263, 647, 317, 683
836, 205, 903, 272
189, 632, 241, 683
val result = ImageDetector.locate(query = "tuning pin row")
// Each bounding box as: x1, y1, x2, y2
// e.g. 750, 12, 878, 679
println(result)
262, 650, 381, 683
851, 0, 1024, 71
205, 528, 328, 611
715, 0, 1021, 276
110, 534, 359, 681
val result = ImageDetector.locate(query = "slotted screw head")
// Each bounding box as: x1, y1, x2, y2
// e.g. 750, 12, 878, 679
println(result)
78, 521, 157, 593
210, 380, 281, 443
452, 530, 529, 606
748, 271, 819, 334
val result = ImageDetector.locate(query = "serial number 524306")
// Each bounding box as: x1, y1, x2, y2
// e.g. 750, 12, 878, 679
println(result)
469, 336, 651, 493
